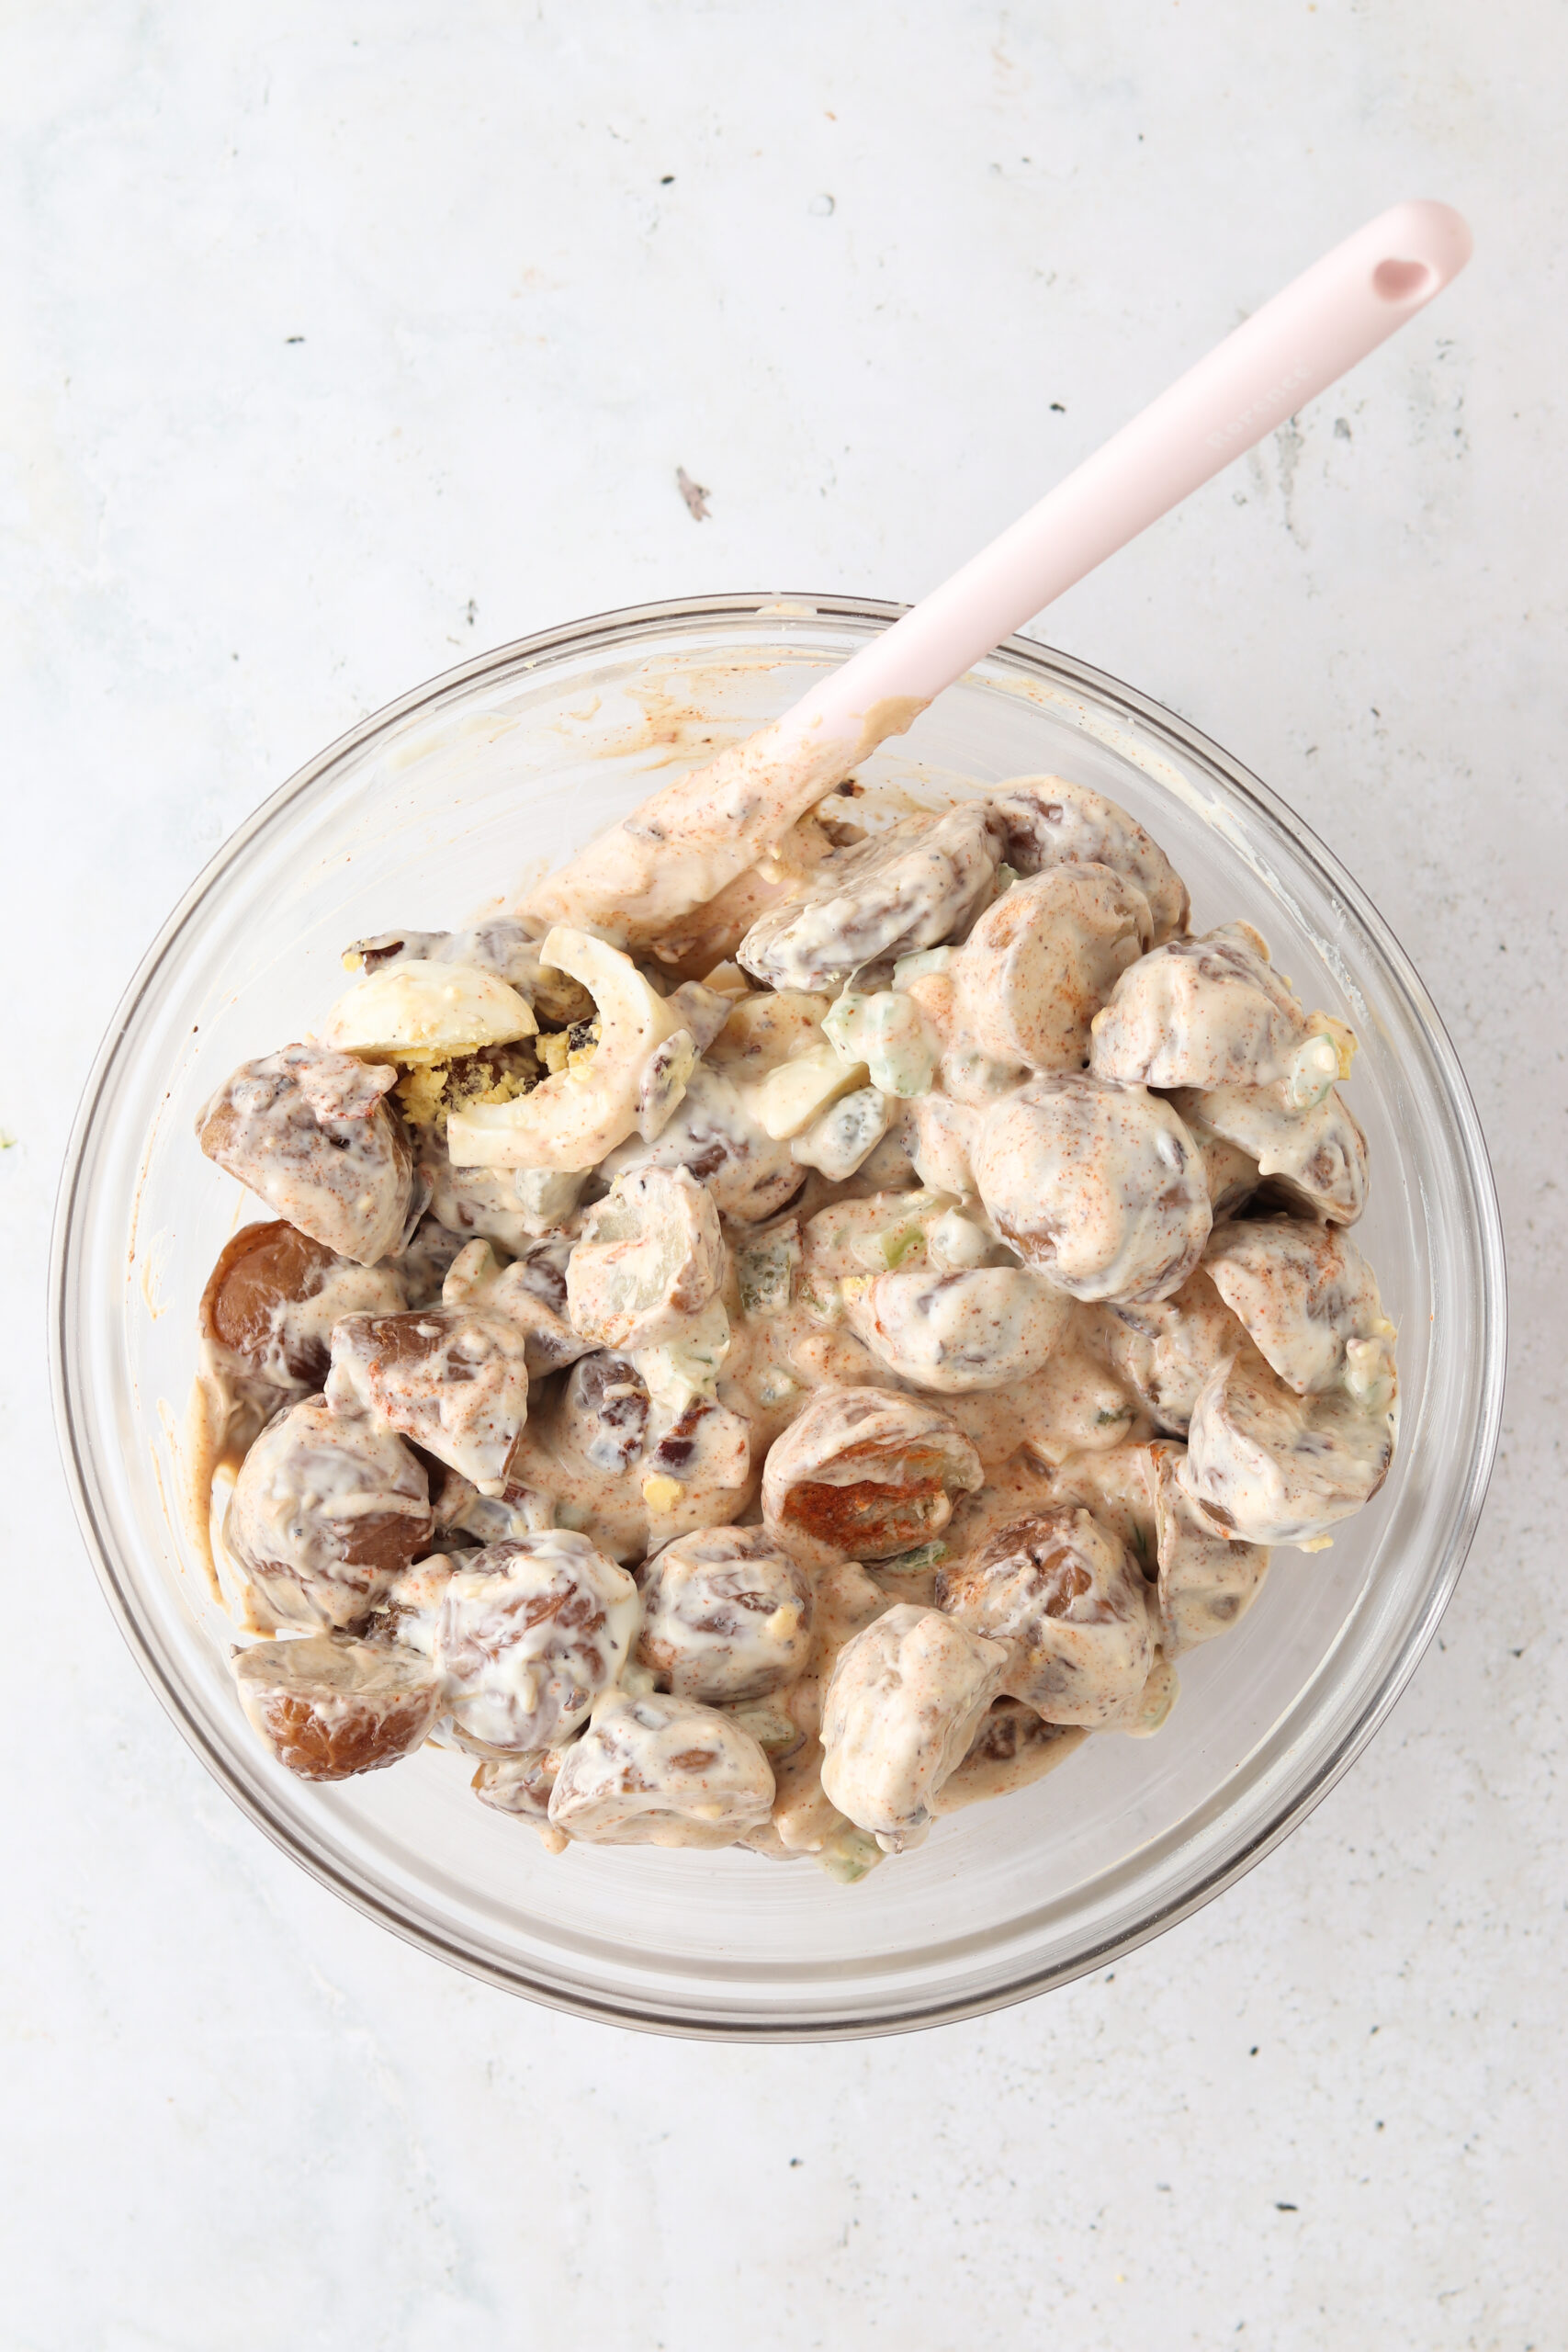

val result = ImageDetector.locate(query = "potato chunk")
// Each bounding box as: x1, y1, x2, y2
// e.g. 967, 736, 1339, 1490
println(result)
738, 803, 1007, 990
761, 1386, 983, 1567
1181, 1340, 1395, 1547
1172, 1080, 1368, 1226
233, 1634, 442, 1781
852, 1264, 1072, 1394
951, 862, 1152, 1071
1089, 923, 1328, 1091
1203, 1217, 1391, 1396
224, 1395, 434, 1633
636, 1526, 813, 1702
325, 1302, 531, 1494
469, 1748, 570, 1851
986, 776, 1189, 944
547, 1691, 774, 1847
433, 1531, 639, 1750
200, 1220, 406, 1392
818, 1604, 1009, 1850
1098, 1271, 1248, 1437
566, 1166, 726, 1350
197, 1043, 416, 1265
936, 1507, 1153, 1727
973, 1074, 1211, 1305
1152, 1448, 1270, 1656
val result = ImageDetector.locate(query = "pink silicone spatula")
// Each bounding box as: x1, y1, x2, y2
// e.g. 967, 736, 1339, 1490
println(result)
525, 199, 1472, 945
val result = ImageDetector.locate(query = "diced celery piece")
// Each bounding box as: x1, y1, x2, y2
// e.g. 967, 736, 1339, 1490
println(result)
877, 1539, 949, 1575
735, 1221, 802, 1317
816, 1825, 886, 1883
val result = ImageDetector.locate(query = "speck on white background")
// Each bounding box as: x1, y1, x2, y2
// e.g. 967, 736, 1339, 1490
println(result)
3, 4, 1563, 2346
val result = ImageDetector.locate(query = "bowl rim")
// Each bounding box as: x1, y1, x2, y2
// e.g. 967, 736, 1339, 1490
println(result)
49, 590, 1507, 2039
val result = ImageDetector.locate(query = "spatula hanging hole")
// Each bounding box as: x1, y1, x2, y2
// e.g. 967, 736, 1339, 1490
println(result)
1371, 257, 1436, 302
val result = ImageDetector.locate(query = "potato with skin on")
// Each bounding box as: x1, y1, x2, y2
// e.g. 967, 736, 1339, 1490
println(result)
325, 1300, 531, 1495
469, 1747, 571, 1852
503, 1350, 655, 1563
600, 1062, 806, 1224
1046, 1440, 1165, 1579
944, 1451, 1172, 1725
936, 1506, 1154, 1728
224, 1395, 434, 1634
636, 1526, 814, 1702
939, 1453, 1067, 1580
818, 1603, 1010, 1851
1094, 1270, 1248, 1438
232, 1634, 443, 1781
440, 1238, 590, 1378
547, 1690, 775, 1848
417, 1125, 580, 1258
1171, 1080, 1368, 1227
951, 862, 1153, 1072
393, 1214, 470, 1309
1151, 1446, 1269, 1657
197, 1042, 418, 1266
798, 1186, 1019, 1317
1182, 1115, 1261, 1222
200, 1221, 407, 1394
432, 1530, 640, 1751
745, 1560, 893, 1860
737, 802, 1008, 990
1202, 1217, 1392, 1396
1180, 1338, 1395, 1548
850, 1262, 1074, 1395
761, 1385, 983, 1569
986, 776, 1190, 944
1089, 922, 1340, 1093
566, 1165, 726, 1351
973, 1072, 1211, 1306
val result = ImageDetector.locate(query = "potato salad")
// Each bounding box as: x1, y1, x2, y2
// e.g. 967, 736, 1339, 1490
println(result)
191, 767, 1395, 1883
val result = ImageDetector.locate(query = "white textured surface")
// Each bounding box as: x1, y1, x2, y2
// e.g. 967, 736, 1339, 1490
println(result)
5, 3, 1564, 2344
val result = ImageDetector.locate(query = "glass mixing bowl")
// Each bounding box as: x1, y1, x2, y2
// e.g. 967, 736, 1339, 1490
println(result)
51, 594, 1505, 2040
